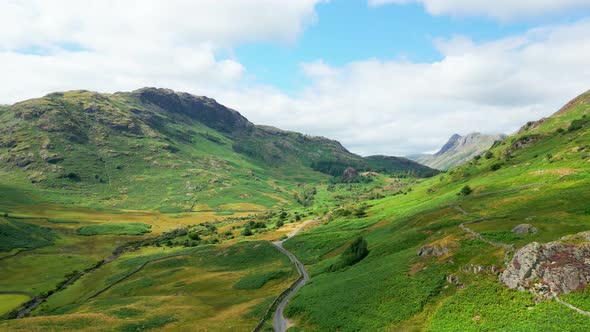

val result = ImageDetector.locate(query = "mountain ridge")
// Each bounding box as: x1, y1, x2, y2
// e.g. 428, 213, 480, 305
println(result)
408, 132, 506, 170
0, 87, 437, 211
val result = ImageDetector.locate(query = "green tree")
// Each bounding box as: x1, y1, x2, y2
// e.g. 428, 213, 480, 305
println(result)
241, 225, 253, 236
460, 185, 473, 196
328, 236, 369, 271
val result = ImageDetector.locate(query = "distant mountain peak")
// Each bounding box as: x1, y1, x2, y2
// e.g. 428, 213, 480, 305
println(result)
409, 132, 506, 170
434, 133, 461, 156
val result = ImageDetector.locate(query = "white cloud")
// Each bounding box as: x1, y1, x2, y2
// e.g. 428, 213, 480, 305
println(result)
0, 0, 322, 101
217, 20, 590, 156
368, 0, 590, 20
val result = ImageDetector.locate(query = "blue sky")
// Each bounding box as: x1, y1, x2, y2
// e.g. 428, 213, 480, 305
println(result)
235, 1, 590, 94
1, 0, 590, 155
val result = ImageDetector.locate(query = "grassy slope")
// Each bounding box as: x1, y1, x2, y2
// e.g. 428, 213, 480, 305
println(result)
2, 242, 296, 331
282, 90, 590, 331
0, 88, 436, 214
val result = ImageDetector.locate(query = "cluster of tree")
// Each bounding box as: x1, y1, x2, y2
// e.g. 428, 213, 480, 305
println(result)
331, 204, 369, 220
294, 185, 317, 207
311, 160, 354, 177
242, 220, 267, 236
327, 236, 369, 272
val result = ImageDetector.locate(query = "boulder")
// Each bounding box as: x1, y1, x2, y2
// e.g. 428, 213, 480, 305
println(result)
342, 167, 358, 181
417, 245, 449, 257
511, 224, 538, 235
500, 237, 590, 295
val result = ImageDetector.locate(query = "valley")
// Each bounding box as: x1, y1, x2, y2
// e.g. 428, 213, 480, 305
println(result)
1, 88, 590, 331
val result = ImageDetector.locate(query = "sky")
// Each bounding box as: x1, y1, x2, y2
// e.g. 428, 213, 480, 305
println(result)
1, 1, 590, 156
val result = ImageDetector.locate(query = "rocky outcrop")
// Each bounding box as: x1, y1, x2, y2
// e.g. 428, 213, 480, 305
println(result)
500, 233, 590, 296
417, 244, 449, 257
511, 224, 538, 235
133, 87, 253, 133
342, 167, 358, 181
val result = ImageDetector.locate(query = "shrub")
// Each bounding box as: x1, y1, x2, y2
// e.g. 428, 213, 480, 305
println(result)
490, 163, 502, 171
484, 151, 494, 159
568, 118, 589, 132
276, 219, 284, 228
460, 185, 472, 196
241, 225, 253, 236
328, 236, 369, 272
353, 204, 368, 218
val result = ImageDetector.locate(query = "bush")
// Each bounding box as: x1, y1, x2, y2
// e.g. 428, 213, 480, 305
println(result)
276, 219, 284, 228
328, 236, 369, 272
353, 204, 368, 218
241, 225, 253, 236
460, 185, 472, 196
60, 172, 81, 182
484, 151, 494, 159
568, 118, 589, 132
490, 163, 502, 171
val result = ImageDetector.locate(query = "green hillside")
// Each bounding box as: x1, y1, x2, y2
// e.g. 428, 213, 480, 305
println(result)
281, 90, 590, 330
0, 88, 435, 213
2, 88, 590, 331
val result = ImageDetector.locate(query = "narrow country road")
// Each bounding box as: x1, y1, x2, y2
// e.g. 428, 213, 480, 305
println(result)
272, 219, 316, 332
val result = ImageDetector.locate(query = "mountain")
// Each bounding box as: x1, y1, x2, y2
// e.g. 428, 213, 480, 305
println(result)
0, 87, 436, 212
408, 132, 506, 170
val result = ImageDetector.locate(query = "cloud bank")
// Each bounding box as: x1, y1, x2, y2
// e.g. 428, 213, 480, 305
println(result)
368, 0, 590, 20
221, 20, 590, 155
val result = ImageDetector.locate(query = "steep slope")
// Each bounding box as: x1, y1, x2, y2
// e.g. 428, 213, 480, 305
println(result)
282, 89, 590, 331
0, 88, 436, 212
409, 132, 506, 170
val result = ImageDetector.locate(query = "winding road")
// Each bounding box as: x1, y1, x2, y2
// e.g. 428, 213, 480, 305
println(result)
272, 219, 316, 332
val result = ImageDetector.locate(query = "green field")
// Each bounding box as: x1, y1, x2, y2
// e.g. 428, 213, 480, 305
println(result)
77, 223, 152, 236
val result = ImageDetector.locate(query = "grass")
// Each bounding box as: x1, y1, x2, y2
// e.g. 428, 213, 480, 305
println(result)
77, 223, 152, 236
0, 294, 30, 316
0, 217, 55, 252
3, 241, 297, 331
427, 280, 590, 331
233, 270, 291, 290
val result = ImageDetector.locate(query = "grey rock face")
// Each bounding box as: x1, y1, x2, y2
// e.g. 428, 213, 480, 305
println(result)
408, 132, 506, 170
511, 224, 538, 235
417, 245, 449, 257
500, 238, 590, 295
